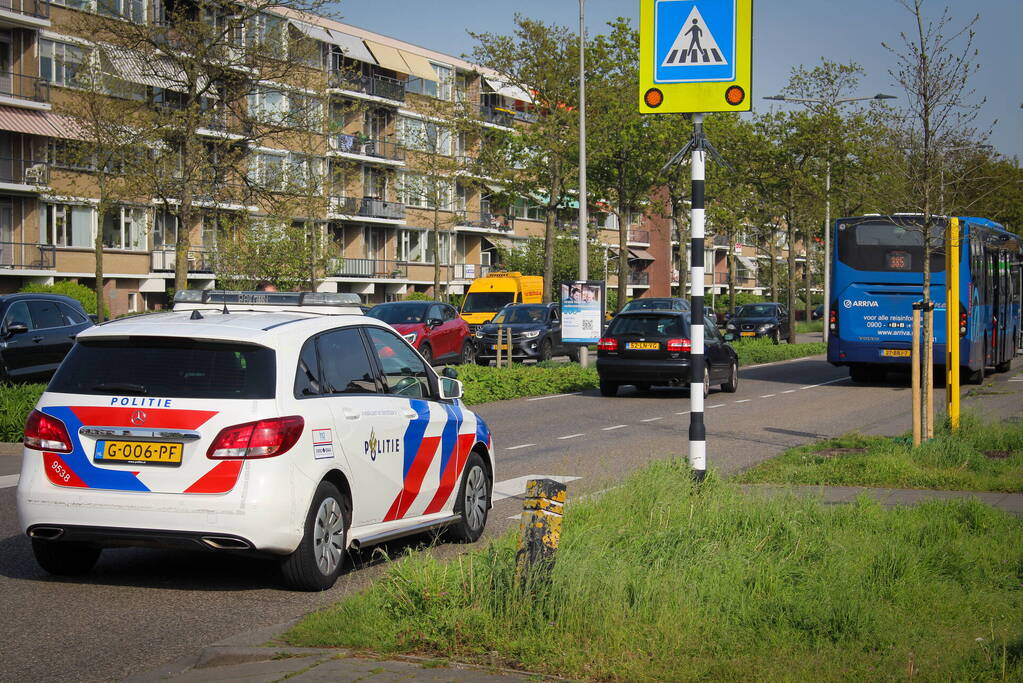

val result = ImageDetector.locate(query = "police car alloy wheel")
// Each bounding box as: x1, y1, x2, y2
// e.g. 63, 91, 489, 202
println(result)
447, 453, 489, 543
281, 481, 350, 591
31, 538, 101, 576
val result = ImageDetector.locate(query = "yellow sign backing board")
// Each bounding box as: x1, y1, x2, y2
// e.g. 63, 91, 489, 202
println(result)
639, 0, 753, 114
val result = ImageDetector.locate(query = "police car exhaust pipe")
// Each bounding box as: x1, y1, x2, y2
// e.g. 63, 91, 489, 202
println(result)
29, 526, 64, 540
201, 536, 251, 551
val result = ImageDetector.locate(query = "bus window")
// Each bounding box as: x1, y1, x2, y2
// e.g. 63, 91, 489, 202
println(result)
837, 220, 946, 273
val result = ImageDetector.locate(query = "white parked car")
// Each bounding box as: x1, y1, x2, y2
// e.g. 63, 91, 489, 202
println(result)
17, 290, 494, 591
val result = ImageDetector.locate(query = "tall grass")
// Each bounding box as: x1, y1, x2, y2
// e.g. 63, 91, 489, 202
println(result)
737, 413, 1023, 492
0, 383, 44, 442
286, 462, 1023, 681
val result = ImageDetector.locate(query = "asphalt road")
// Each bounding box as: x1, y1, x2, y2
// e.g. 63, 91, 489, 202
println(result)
2, 355, 1021, 682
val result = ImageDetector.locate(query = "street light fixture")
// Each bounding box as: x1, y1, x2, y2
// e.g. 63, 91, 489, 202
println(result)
762, 91, 896, 343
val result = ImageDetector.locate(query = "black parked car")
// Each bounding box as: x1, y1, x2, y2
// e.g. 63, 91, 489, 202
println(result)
596, 310, 738, 397
620, 297, 690, 313
724, 303, 790, 343
0, 293, 93, 382
475, 303, 578, 364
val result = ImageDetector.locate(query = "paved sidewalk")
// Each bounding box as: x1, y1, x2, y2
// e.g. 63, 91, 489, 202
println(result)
126, 485, 1022, 682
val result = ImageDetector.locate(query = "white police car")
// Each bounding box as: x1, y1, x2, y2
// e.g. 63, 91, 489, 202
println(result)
17, 290, 494, 591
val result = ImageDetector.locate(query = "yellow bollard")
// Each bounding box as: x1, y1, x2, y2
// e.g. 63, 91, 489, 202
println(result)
515, 478, 566, 589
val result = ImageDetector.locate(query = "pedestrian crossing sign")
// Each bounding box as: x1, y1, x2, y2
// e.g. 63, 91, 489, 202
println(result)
639, 0, 753, 114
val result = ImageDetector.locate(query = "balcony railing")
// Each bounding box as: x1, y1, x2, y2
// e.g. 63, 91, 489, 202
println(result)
513, 110, 539, 123
329, 71, 406, 102
713, 271, 757, 285
330, 195, 405, 220
479, 104, 515, 127
329, 134, 405, 162
0, 72, 49, 103
451, 263, 492, 279
628, 271, 650, 286
627, 228, 650, 244
151, 248, 213, 273
0, 0, 49, 19
330, 257, 408, 279
455, 210, 513, 231
0, 157, 47, 185
0, 241, 54, 269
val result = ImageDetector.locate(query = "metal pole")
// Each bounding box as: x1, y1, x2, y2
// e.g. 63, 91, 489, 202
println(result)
577, 0, 589, 368
689, 113, 707, 482
823, 159, 831, 344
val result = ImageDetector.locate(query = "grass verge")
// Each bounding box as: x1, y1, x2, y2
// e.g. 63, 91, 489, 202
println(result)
457, 362, 598, 405
735, 413, 1023, 492
732, 338, 827, 365
284, 461, 1023, 681
796, 320, 824, 333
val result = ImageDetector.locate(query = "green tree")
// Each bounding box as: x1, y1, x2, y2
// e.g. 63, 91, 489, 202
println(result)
498, 236, 605, 294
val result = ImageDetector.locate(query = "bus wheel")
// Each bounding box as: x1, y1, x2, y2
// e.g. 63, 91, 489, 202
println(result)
995, 357, 1012, 374
849, 365, 872, 383
963, 366, 984, 385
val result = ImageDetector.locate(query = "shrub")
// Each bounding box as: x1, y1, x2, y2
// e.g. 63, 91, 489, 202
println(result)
0, 383, 44, 442
19, 281, 108, 317
403, 291, 433, 301
732, 338, 827, 365
456, 363, 598, 405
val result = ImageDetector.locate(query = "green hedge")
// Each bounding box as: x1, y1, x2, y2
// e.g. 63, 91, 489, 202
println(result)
457, 362, 598, 405
0, 383, 45, 442
19, 281, 109, 317
732, 338, 827, 365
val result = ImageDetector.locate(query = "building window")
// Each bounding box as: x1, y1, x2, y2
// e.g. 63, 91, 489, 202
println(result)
128, 292, 138, 313
251, 152, 286, 191
102, 206, 146, 250
288, 154, 323, 192
245, 13, 286, 58
511, 197, 543, 220
153, 209, 177, 248
39, 39, 85, 87
397, 172, 452, 210
248, 87, 288, 123
288, 92, 322, 129
50, 0, 145, 23
40, 203, 93, 248
406, 62, 452, 100
396, 116, 451, 155
399, 229, 449, 264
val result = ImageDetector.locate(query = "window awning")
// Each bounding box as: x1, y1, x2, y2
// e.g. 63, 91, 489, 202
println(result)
737, 254, 757, 270
0, 106, 82, 139
398, 50, 438, 82
483, 76, 532, 103
100, 45, 205, 93
290, 22, 377, 65
628, 248, 656, 261
364, 40, 410, 75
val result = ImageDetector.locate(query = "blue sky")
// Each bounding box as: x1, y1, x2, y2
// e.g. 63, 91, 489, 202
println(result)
331, 0, 1022, 159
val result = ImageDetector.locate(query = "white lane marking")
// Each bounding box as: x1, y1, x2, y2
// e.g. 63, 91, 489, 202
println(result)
1009, 379, 1023, 382
505, 443, 535, 451
743, 355, 825, 370
602, 424, 628, 431
760, 394, 776, 398
782, 390, 796, 394
800, 377, 847, 390
0, 474, 19, 489
527, 392, 582, 401
640, 417, 663, 423
735, 399, 751, 403
675, 411, 690, 416
492, 475, 582, 503
708, 403, 725, 408
558, 433, 584, 440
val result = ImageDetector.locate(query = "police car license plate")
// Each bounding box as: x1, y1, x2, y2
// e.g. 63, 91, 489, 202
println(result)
740, 331, 756, 337
882, 349, 911, 357
94, 440, 183, 465
626, 342, 659, 350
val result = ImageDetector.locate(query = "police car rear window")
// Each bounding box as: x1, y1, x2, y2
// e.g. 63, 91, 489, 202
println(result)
49, 337, 276, 399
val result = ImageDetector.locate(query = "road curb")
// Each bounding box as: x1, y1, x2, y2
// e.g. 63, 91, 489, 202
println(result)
0, 442, 21, 456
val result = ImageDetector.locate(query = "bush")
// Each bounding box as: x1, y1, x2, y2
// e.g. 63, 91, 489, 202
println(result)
0, 383, 44, 442
403, 291, 433, 301
456, 363, 598, 405
732, 338, 827, 365
19, 281, 108, 317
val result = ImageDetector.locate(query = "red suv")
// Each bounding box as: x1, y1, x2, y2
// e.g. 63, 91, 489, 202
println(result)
367, 301, 475, 366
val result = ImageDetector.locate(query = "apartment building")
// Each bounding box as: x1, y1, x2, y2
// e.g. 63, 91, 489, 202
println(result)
0, 1, 752, 315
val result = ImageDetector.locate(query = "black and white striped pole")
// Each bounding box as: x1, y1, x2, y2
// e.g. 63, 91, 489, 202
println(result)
688, 113, 707, 482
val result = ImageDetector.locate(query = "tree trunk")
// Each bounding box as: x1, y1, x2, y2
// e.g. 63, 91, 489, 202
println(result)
94, 201, 106, 323
786, 211, 797, 343
617, 204, 628, 312
727, 230, 736, 314
673, 205, 687, 298
803, 228, 812, 326
769, 233, 778, 301
543, 207, 556, 304
432, 206, 441, 297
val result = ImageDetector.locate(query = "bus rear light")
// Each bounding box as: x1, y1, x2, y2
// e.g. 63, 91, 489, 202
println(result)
960, 309, 968, 337
24, 410, 73, 453
207, 416, 304, 459
829, 304, 838, 333
666, 338, 692, 353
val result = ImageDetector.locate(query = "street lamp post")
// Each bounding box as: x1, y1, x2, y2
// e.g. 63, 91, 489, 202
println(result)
763, 93, 895, 344
577, 0, 589, 367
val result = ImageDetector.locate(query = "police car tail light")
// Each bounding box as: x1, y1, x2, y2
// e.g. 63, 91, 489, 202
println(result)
207, 416, 305, 459
597, 337, 618, 351
666, 338, 692, 353
24, 410, 73, 453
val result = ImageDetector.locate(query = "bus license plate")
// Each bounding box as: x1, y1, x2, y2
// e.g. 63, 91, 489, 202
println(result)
95, 440, 183, 465
626, 342, 660, 350
882, 349, 911, 357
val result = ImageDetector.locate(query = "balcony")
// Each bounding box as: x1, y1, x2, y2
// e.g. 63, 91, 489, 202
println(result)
479, 104, 514, 128
150, 248, 213, 273
329, 134, 405, 163
0, 241, 54, 269
0, 157, 47, 187
628, 271, 650, 286
330, 195, 406, 220
331, 257, 408, 279
455, 210, 513, 232
627, 228, 650, 244
0, 0, 49, 25
0, 72, 49, 104
451, 263, 491, 279
329, 71, 406, 103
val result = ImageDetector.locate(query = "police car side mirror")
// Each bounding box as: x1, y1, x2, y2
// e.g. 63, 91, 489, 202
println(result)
439, 376, 463, 400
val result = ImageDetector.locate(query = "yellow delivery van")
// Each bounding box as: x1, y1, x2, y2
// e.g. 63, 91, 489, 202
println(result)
460, 272, 544, 330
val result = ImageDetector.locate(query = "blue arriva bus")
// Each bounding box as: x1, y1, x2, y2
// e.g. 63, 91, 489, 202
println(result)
828, 214, 1022, 383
